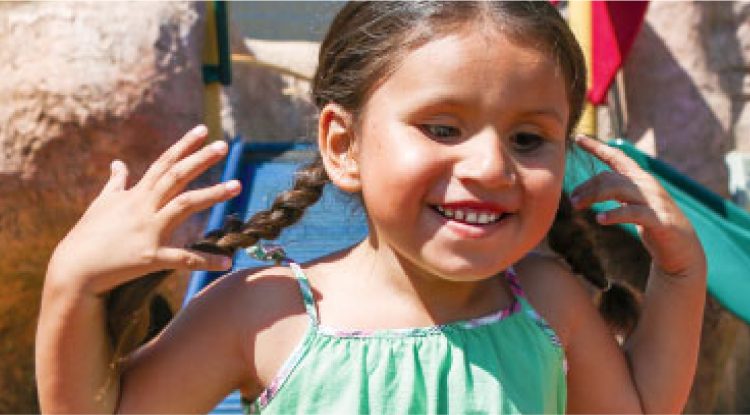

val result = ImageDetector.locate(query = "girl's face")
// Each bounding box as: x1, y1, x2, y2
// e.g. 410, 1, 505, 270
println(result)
352, 27, 569, 281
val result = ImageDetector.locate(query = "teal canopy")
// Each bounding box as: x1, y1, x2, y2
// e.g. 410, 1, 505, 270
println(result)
564, 139, 750, 324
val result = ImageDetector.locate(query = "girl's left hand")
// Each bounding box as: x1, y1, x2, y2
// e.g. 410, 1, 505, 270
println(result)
569, 135, 707, 280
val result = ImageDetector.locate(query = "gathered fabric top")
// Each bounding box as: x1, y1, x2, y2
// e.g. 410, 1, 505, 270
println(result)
243, 263, 567, 414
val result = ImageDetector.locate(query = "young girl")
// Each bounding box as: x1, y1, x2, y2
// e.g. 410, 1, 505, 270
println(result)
37, 2, 706, 413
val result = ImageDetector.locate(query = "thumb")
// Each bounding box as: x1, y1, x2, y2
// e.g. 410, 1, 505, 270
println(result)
102, 159, 129, 194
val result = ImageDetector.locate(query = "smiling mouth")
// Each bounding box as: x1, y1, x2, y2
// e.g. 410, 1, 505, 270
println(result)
432, 205, 508, 225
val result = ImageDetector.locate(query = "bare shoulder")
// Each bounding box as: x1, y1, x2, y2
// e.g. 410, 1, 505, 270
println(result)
514, 254, 644, 412
207, 265, 309, 333
118, 265, 309, 412
202, 265, 311, 395
513, 253, 596, 348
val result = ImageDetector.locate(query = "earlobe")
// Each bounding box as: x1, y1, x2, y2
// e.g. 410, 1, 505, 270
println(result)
318, 103, 361, 193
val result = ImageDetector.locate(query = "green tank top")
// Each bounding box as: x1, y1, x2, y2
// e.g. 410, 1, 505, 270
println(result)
243, 263, 567, 414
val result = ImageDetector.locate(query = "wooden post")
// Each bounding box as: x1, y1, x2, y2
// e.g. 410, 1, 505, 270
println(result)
568, 0, 597, 137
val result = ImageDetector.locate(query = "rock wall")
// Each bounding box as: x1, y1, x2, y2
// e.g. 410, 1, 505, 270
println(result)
621, 1, 750, 412
0, 2, 205, 411
2, 1, 750, 412
224, 30, 318, 142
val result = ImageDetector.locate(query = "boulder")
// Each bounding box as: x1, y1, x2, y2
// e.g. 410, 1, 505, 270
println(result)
224, 32, 318, 142
621, 2, 750, 412
0, 2, 205, 411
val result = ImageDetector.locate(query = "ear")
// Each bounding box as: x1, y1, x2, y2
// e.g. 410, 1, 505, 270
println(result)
318, 103, 361, 193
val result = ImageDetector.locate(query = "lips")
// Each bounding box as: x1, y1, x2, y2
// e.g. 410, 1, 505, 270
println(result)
431, 201, 509, 225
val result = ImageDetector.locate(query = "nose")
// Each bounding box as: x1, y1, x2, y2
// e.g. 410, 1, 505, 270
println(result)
453, 128, 515, 188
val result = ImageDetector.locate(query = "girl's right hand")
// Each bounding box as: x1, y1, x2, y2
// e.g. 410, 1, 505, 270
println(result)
46, 125, 241, 297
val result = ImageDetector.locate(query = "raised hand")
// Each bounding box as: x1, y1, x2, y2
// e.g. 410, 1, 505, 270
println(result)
47, 125, 241, 296
569, 135, 706, 280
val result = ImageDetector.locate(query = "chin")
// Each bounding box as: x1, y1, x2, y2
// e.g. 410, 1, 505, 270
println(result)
426, 257, 509, 282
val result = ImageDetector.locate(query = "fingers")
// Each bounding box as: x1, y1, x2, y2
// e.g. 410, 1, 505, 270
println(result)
574, 135, 640, 174
139, 125, 209, 189
151, 139, 229, 207
570, 171, 647, 210
101, 159, 129, 194
157, 180, 242, 233
595, 204, 658, 228
155, 247, 233, 272
570, 135, 670, 230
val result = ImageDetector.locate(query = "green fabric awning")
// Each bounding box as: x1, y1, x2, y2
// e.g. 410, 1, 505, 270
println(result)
564, 139, 750, 323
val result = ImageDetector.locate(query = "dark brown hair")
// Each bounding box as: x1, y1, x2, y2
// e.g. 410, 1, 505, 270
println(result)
106, 0, 639, 374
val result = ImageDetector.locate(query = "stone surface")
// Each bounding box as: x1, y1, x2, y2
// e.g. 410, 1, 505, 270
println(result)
2, 1, 750, 412
224, 30, 318, 143
0, 2, 205, 411
619, 2, 750, 412
624, 3, 732, 196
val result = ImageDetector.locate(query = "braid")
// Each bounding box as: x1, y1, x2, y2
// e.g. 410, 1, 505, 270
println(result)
191, 157, 329, 254
104, 158, 329, 381
548, 193, 641, 337
548, 194, 609, 288
102, 269, 170, 398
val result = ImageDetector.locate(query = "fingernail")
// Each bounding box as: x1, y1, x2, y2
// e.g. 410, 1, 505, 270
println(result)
225, 180, 240, 192
211, 140, 228, 153
596, 212, 606, 223
110, 159, 122, 173
192, 125, 208, 136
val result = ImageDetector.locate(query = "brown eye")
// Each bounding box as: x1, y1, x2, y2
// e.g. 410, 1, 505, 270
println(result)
421, 124, 461, 141
510, 132, 545, 152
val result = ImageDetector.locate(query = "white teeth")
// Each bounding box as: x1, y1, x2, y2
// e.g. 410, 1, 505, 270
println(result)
434, 205, 504, 225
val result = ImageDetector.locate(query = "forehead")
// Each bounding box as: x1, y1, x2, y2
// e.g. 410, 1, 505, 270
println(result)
366, 27, 569, 124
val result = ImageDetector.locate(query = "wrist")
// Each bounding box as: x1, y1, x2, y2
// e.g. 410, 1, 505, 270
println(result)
651, 254, 707, 281
44, 254, 106, 303
648, 262, 707, 296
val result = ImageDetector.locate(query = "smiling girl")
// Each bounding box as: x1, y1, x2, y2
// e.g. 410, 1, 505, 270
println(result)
37, 2, 706, 413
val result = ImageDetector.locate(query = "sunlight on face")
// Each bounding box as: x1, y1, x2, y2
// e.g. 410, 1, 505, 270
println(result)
355, 27, 570, 282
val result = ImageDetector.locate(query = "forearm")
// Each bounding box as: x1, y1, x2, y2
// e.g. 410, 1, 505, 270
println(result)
624, 265, 707, 413
36, 269, 119, 413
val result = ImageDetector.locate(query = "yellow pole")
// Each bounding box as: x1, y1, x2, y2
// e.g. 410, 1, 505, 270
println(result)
568, 0, 597, 137
203, 1, 222, 142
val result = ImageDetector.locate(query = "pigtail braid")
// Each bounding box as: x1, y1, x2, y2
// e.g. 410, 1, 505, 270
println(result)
105, 271, 169, 371
547, 193, 641, 337
104, 157, 329, 380
191, 157, 329, 254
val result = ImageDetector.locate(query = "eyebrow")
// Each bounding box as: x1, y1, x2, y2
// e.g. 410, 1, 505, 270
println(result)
517, 108, 566, 125
404, 92, 566, 125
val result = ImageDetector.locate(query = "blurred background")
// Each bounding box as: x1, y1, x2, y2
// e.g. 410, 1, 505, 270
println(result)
2, 1, 750, 412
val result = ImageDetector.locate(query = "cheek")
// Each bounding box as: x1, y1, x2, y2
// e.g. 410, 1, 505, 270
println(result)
517, 158, 566, 232
358, 125, 435, 217
524, 170, 562, 207
360, 126, 438, 189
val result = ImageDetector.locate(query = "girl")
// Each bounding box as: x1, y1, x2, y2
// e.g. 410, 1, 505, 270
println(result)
37, 2, 706, 413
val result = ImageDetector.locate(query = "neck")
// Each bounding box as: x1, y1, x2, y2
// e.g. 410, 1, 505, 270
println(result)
343, 237, 503, 323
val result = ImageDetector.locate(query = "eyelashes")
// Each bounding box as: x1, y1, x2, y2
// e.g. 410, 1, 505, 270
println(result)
509, 132, 545, 152
420, 124, 461, 141
419, 124, 547, 153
